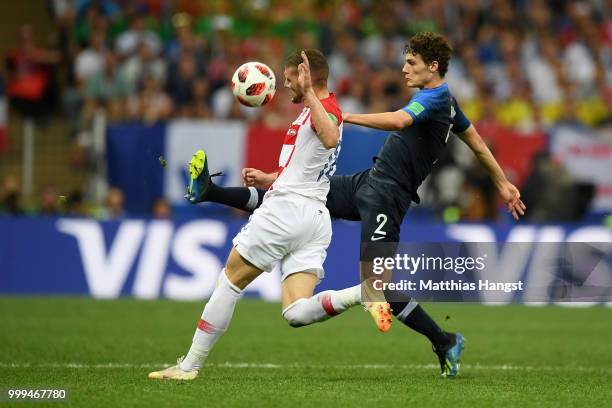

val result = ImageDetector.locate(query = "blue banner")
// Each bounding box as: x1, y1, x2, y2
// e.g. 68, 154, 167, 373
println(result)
1, 216, 611, 305
106, 123, 165, 214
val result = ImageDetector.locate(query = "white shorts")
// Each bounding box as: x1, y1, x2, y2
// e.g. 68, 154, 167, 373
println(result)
232, 193, 331, 281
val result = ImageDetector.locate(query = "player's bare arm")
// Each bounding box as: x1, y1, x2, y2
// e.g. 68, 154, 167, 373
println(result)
298, 51, 339, 149
457, 124, 526, 220
242, 168, 277, 188
342, 110, 413, 131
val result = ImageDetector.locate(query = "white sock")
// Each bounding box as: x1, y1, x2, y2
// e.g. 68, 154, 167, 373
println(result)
180, 269, 242, 371
281, 284, 361, 327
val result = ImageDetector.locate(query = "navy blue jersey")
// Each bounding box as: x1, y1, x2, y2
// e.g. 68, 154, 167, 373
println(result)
372, 83, 471, 203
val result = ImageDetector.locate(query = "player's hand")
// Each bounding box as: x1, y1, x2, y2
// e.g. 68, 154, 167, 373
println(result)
242, 167, 271, 188
498, 181, 526, 220
297, 50, 313, 96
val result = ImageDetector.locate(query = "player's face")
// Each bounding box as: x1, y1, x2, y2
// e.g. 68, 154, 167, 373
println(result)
402, 52, 437, 89
284, 66, 302, 103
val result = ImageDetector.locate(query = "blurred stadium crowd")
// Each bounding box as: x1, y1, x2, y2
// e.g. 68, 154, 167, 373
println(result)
1, 0, 611, 220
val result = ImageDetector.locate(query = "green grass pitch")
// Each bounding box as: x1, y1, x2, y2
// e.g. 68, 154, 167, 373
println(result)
0, 298, 610, 407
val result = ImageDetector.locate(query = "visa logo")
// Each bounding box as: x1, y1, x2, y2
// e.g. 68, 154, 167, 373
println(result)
56, 219, 281, 300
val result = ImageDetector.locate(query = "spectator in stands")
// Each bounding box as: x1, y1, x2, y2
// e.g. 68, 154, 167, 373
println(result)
365, 70, 391, 113
74, 30, 108, 86
83, 52, 129, 122
0, 75, 7, 154
65, 189, 89, 217
0, 175, 21, 215
166, 12, 208, 74
327, 32, 357, 87
49, 0, 78, 84
71, 3, 111, 56
557, 86, 584, 127
563, 38, 598, 98
65, 29, 109, 132
115, 10, 161, 57
75, 0, 121, 23
5, 25, 60, 119
525, 36, 565, 128
495, 60, 537, 132
525, 36, 564, 105
127, 74, 172, 124
152, 197, 172, 219
101, 187, 125, 220
120, 41, 166, 96
39, 184, 59, 216
338, 81, 367, 116
167, 52, 199, 117
190, 77, 212, 118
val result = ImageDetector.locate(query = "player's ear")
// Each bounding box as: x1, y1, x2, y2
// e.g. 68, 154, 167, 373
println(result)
429, 61, 439, 73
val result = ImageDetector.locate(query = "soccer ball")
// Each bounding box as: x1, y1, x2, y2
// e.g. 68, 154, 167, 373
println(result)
231, 62, 276, 107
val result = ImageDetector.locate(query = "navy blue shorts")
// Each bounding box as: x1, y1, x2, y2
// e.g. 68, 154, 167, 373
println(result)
326, 169, 412, 261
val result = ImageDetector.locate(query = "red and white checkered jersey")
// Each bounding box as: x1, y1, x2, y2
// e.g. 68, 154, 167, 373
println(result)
267, 93, 343, 203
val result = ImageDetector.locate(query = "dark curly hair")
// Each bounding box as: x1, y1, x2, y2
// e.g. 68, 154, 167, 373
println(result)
404, 32, 453, 77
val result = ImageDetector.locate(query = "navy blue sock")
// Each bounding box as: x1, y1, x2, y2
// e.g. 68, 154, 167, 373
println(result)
390, 301, 450, 348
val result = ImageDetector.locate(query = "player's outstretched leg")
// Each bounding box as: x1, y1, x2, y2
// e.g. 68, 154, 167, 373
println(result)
279, 274, 391, 332
184, 149, 264, 211
389, 297, 464, 377
282, 289, 391, 333
282, 288, 361, 326
280, 273, 361, 327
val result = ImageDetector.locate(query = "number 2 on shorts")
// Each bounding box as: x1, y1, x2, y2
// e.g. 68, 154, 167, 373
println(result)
371, 213, 387, 241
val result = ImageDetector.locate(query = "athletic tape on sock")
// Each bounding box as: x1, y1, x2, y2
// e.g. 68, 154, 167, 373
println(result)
245, 187, 259, 210
320, 293, 339, 316
395, 299, 419, 321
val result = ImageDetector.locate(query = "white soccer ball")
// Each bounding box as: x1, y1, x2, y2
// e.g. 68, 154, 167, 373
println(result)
231, 62, 276, 107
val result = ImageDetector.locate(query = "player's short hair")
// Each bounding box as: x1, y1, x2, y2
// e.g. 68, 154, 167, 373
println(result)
405, 32, 453, 77
285, 49, 329, 86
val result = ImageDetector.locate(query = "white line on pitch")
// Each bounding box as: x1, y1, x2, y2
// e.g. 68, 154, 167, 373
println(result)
0, 362, 610, 372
